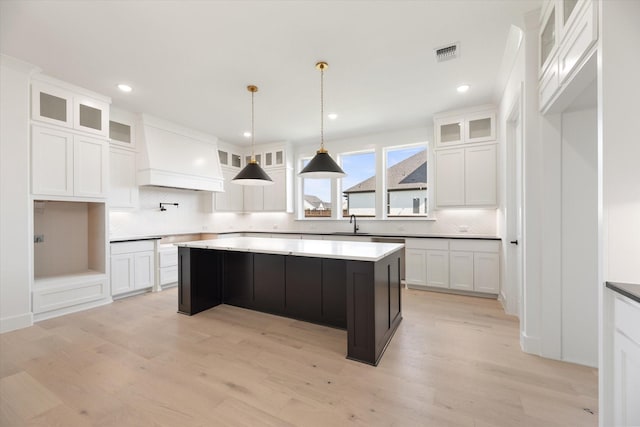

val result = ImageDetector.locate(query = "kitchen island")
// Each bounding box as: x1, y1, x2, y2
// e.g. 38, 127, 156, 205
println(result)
176, 237, 404, 365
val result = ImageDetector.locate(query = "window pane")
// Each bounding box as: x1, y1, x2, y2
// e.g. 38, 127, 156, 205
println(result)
386, 146, 427, 217
342, 152, 376, 217
302, 159, 332, 218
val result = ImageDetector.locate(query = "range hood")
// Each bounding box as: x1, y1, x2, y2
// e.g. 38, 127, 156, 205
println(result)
136, 114, 224, 192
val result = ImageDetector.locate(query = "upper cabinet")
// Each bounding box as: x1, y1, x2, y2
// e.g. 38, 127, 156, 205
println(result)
213, 141, 293, 213
433, 105, 498, 209
32, 79, 110, 137
435, 108, 496, 148
539, 0, 598, 113
109, 107, 136, 150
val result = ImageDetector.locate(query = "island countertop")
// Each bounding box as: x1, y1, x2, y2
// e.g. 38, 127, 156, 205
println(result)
176, 236, 404, 262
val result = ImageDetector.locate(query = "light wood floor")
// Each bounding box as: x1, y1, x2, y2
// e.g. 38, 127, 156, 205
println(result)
0, 287, 597, 426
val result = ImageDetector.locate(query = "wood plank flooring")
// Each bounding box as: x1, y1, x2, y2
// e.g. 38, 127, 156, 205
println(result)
0, 287, 598, 426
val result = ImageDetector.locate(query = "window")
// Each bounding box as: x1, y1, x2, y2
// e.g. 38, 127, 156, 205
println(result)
301, 158, 332, 218
385, 146, 427, 217
341, 151, 376, 217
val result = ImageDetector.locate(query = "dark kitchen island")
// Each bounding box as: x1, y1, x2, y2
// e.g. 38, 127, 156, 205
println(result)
176, 237, 404, 366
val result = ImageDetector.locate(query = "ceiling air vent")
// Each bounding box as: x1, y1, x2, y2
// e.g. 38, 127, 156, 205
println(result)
435, 42, 459, 62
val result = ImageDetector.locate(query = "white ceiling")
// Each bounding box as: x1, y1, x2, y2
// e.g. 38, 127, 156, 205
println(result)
0, 0, 540, 145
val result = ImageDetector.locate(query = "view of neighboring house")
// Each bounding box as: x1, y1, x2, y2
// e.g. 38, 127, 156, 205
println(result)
343, 149, 427, 217
303, 194, 332, 217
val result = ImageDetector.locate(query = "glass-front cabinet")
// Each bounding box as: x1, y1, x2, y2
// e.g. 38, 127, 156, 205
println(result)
32, 80, 109, 137
435, 109, 495, 148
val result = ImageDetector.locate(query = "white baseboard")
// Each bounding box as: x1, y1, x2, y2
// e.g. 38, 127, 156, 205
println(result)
520, 331, 541, 355
0, 312, 34, 333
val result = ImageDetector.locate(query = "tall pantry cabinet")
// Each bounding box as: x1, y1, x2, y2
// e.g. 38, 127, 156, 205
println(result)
30, 74, 112, 320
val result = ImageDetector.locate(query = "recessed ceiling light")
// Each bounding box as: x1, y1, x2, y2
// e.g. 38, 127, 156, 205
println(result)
117, 84, 133, 93
457, 84, 470, 93
327, 113, 338, 120
243, 131, 251, 138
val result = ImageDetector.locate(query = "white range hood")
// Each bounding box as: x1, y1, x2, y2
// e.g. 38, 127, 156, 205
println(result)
136, 114, 224, 192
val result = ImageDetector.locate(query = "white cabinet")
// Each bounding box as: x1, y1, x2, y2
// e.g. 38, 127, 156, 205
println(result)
32, 125, 108, 198
263, 148, 286, 168
435, 144, 496, 208
435, 109, 496, 148
539, 0, 598, 113
217, 149, 242, 168
450, 251, 474, 291
242, 168, 291, 212
109, 147, 138, 208
426, 250, 449, 288
612, 293, 640, 426
406, 238, 500, 295
32, 80, 109, 137
110, 240, 155, 297
158, 245, 178, 287
214, 168, 244, 212
109, 107, 136, 150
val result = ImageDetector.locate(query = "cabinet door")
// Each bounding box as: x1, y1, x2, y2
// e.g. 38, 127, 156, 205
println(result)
243, 185, 264, 212
263, 169, 286, 211
31, 82, 73, 128
32, 126, 74, 196
539, 2, 557, 74
435, 149, 465, 207
74, 135, 108, 198
426, 250, 449, 288
109, 148, 138, 208
435, 116, 464, 147
74, 96, 109, 137
133, 251, 154, 290
405, 249, 427, 286
614, 330, 640, 426
449, 251, 474, 291
465, 111, 496, 143
473, 252, 499, 294
557, 0, 597, 84
285, 256, 322, 322
214, 169, 243, 212
465, 145, 497, 206
111, 254, 134, 295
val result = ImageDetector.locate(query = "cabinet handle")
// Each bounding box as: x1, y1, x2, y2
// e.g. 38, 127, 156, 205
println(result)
510, 240, 518, 245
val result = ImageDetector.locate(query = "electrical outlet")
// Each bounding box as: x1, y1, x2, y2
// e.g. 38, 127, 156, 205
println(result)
34, 234, 44, 243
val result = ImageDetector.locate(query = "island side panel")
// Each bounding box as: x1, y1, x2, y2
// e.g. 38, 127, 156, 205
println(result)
346, 249, 403, 365
178, 247, 223, 315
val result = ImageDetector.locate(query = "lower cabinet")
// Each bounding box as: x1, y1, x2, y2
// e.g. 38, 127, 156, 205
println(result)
405, 238, 500, 295
158, 245, 178, 287
612, 292, 640, 426
110, 240, 155, 297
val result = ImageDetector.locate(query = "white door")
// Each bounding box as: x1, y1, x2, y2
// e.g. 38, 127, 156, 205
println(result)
74, 134, 108, 198
133, 251, 154, 290
435, 149, 465, 207
31, 126, 74, 196
474, 252, 500, 294
111, 254, 134, 295
405, 249, 427, 286
426, 250, 449, 288
263, 169, 286, 211
465, 144, 497, 206
449, 251, 474, 291
506, 97, 524, 317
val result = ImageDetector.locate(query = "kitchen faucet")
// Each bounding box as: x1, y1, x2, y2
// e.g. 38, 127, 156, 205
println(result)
349, 214, 359, 234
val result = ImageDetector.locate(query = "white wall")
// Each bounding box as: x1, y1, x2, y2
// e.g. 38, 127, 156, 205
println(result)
0, 56, 37, 333
561, 105, 598, 366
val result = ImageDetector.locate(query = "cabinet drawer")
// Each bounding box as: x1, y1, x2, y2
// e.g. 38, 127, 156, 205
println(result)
615, 295, 640, 345
450, 239, 499, 253
405, 238, 449, 251
159, 248, 178, 267
160, 266, 178, 285
111, 240, 155, 255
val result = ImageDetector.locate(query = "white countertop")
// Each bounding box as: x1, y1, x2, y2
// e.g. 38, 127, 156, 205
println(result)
176, 237, 404, 262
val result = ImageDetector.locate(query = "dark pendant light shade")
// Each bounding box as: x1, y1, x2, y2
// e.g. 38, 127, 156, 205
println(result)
232, 85, 273, 186
299, 149, 346, 179
297, 61, 346, 179
232, 160, 273, 186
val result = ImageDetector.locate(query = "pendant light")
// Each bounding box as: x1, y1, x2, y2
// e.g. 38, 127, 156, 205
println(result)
232, 85, 273, 186
298, 62, 346, 179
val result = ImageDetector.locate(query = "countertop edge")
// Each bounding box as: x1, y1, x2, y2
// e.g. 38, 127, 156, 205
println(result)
606, 281, 640, 304
110, 236, 162, 243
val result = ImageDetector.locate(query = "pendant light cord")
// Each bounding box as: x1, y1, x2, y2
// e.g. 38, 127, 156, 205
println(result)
251, 88, 255, 161
320, 65, 324, 151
